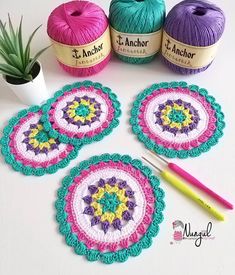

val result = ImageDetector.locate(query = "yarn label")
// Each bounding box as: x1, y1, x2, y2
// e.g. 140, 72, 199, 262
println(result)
161, 31, 220, 69
110, 27, 162, 58
50, 27, 111, 68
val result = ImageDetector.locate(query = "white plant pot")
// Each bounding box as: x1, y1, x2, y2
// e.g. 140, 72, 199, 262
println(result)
4, 61, 49, 106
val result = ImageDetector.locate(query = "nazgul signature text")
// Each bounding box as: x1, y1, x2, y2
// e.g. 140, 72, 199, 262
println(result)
183, 222, 213, 247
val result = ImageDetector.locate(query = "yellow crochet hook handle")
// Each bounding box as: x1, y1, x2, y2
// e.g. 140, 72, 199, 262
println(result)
161, 170, 225, 221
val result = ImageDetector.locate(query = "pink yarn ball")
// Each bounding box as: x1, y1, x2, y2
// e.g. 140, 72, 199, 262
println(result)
47, 1, 111, 77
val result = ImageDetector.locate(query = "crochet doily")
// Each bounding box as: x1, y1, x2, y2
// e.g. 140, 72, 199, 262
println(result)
0, 106, 80, 176
55, 154, 165, 263
130, 82, 225, 158
41, 81, 121, 145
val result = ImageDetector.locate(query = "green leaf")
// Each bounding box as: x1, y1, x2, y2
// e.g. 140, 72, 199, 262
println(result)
0, 69, 22, 78
25, 45, 50, 75
0, 35, 12, 54
17, 16, 24, 67
0, 20, 15, 54
24, 24, 42, 66
0, 47, 23, 70
7, 14, 16, 43
0, 49, 13, 64
9, 54, 24, 71
0, 63, 23, 76
24, 74, 32, 81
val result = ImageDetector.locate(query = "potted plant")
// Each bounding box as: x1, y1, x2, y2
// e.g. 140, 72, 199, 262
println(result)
0, 15, 49, 105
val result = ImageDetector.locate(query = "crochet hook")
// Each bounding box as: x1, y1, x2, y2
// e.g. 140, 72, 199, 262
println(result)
149, 151, 233, 210
142, 156, 225, 221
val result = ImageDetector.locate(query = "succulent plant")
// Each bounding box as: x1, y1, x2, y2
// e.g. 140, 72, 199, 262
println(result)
0, 15, 49, 82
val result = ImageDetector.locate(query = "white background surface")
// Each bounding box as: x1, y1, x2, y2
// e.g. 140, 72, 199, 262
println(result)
0, 1, 234, 274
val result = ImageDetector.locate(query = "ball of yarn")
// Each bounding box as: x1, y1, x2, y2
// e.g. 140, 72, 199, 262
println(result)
47, 1, 111, 77
109, 0, 165, 64
163, 0, 225, 74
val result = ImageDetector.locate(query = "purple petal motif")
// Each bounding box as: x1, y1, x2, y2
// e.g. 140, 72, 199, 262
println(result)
163, 125, 169, 131
42, 148, 48, 154
175, 99, 183, 105
184, 103, 191, 109
66, 101, 74, 106
154, 111, 162, 118
101, 221, 110, 234
98, 178, 105, 187
125, 190, 135, 198
62, 113, 69, 119
29, 124, 37, 129
91, 216, 100, 226
85, 120, 92, 127
166, 99, 174, 106
172, 129, 178, 136
194, 117, 200, 123
51, 143, 59, 150
122, 210, 132, 221
95, 110, 102, 116
68, 118, 74, 123
158, 104, 166, 110
89, 98, 95, 103
189, 124, 195, 130
74, 121, 82, 129
94, 103, 101, 108
109, 177, 117, 186
91, 117, 97, 123
34, 147, 41, 155
62, 107, 69, 112
180, 127, 190, 134
23, 138, 30, 143
118, 180, 127, 189
83, 206, 94, 215
26, 144, 34, 151
155, 118, 162, 125
74, 97, 81, 103
82, 195, 93, 204
23, 130, 31, 136
88, 185, 98, 194
126, 201, 136, 210
112, 218, 122, 231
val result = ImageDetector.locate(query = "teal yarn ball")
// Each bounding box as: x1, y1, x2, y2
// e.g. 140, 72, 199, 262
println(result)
109, 0, 165, 64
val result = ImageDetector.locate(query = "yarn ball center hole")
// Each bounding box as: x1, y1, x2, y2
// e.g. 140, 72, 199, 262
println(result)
70, 10, 82, 17
192, 7, 207, 16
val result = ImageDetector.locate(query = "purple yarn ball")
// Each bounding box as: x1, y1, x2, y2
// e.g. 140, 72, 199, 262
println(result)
163, 0, 225, 74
